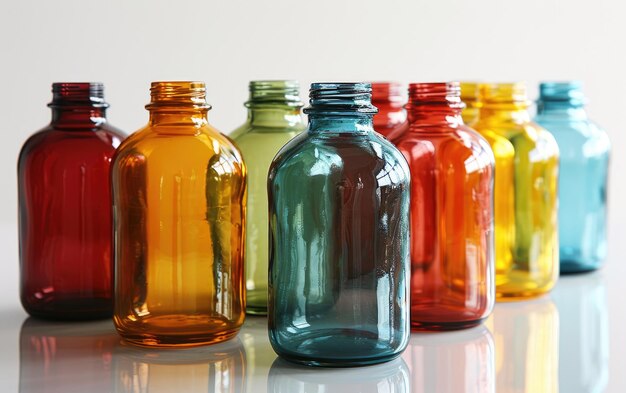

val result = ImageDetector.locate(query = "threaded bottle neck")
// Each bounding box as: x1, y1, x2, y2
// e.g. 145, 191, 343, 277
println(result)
246, 80, 303, 108
146, 81, 211, 111
372, 82, 405, 107
479, 83, 530, 109
304, 83, 377, 134
48, 83, 108, 127
460, 82, 480, 109
405, 82, 464, 129
537, 81, 587, 111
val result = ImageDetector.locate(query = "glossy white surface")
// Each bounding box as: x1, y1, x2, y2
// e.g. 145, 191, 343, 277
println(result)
0, 220, 624, 393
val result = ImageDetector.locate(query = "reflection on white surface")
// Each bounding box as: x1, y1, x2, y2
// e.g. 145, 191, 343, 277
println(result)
552, 272, 609, 393
488, 296, 560, 393
19, 318, 119, 393
403, 325, 495, 393
114, 337, 247, 393
267, 357, 410, 393
239, 316, 277, 393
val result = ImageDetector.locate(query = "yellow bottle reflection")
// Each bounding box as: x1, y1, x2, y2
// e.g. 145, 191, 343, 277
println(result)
114, 337, 246, 393
552, 272, 609, 392
488, 296, 559, 392
19, 318, 118, 393
403, 325, 495, 393
267, 357, 410, 393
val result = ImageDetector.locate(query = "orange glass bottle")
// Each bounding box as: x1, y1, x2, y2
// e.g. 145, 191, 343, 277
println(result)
372, 82, 408, 139
112, 82, 247, 347
392, 82, 495, 330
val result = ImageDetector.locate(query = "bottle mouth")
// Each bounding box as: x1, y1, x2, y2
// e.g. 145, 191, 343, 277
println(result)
146, 81, 211, 110
246, 80, 303, 107
48, 82, 108, 108
407, 82, 464, 108
479, 82, 530, 107
304, 82, 378, 115
538, 81, 586, 105
371, 82, 405, 104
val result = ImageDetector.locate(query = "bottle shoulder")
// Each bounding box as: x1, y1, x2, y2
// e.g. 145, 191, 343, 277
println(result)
269, 131, 410, 182
19, 124, 121, 166
114, 124, 244, 170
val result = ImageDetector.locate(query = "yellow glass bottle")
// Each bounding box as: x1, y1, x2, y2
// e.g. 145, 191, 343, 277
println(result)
230, 80, 305, 315
460, 82, 480, 126
112, 82, 247, 347
472, 83, 559, 300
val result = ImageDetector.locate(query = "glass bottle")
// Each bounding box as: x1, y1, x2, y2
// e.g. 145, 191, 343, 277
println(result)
230, 80, 305, 315
392, 82, 495, 330
112, 81, 247, 347
18, 83, 125, 320
268, 82, 411, 367
371, 82, 408, 140
534, 82, 610, 273
460, 82, 480, 126
472, 83, 559, 300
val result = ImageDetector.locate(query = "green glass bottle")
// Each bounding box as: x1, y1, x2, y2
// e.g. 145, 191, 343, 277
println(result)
231, 80, 306, 315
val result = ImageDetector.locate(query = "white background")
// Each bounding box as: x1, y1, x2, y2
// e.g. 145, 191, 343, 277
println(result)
1, 1, 625, 391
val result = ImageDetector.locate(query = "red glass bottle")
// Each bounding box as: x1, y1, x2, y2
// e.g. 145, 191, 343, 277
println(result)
392, 82, 495, 330
372, 82, 409, 139
18, 83, 125, 320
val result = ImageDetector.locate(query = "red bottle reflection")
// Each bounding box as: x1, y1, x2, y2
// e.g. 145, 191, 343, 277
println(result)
372, 82, 409, 139
392, 82, 495, 330
18, 83, 125, 320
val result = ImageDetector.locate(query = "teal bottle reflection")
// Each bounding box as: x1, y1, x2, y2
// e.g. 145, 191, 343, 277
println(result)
267, 83, 411, 367
535, 82, 610, 273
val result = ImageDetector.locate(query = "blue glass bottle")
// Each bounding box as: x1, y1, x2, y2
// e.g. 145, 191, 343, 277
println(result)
267, 83, 411, 367
535, 82, 610, 273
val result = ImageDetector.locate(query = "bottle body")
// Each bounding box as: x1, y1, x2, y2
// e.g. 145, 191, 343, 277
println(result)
393, 83, 495, 330
473, 83, 559, 300
534, 82, 610, 273
112, 82, 246, 347
18, 83, 124, 320
231, 81, 305, 315
268, 83, 411, 366
371, 82, 409, 140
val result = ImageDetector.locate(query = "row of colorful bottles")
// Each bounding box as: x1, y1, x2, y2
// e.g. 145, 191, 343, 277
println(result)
18, 80, 610, 367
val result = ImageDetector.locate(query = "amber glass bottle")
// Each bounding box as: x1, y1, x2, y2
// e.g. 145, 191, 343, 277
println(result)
460, 82, 480, 126
112, 82, 247, 347
372, 82, 408, 139
18, 83, 124, 320
472, 83, 559, 300
393, 82, 495, 330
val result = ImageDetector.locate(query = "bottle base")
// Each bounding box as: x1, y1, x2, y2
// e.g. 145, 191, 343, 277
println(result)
119, 327, 240, 348
560, 261, 603, 275
496, 289, 551, 302
270, 328, 406, 367
411, 317, 487, 331
245, 305, 268, 316
22, 296, 112, 321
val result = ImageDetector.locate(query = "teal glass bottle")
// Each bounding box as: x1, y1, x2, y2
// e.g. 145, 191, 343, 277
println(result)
267, 83, 411, 367
535, 82, 610, 273
231, 81, 306, 315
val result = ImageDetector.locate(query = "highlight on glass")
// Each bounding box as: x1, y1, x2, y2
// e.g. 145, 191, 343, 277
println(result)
112, 81, 247, 347
371, 82, 409, 140
268, 82, 411, 367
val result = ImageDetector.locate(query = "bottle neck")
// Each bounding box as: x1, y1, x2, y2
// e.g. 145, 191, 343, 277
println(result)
50, 107, 107, 128
48, 82, 108, 129
479, 104, 532, 124
245, 81, 304, 129
145, 81, 211, 128
406, 82, 465, 130
536, 102, 588, 121
478, 83, 532, 124
247, 106, 305, 129
304, 82, 377, 135
308, 116, 374, 134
